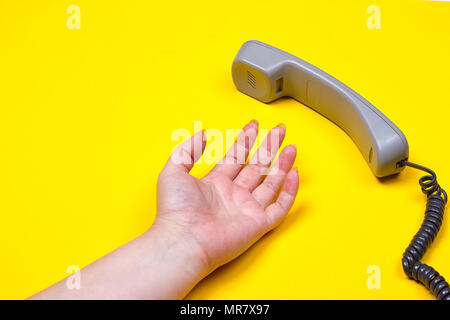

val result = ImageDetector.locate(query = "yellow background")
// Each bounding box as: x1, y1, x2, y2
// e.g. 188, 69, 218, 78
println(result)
1, 0, 449, 299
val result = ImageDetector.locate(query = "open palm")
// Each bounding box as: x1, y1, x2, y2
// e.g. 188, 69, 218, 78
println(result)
156, 120, 299, 273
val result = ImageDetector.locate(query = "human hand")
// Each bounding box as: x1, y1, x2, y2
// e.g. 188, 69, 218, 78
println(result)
155, 120, 299, 277
29, 120, 299, 300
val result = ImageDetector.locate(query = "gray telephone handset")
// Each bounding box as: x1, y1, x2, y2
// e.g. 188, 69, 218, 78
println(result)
231, 40, 449, 299
232, 40, 408, 178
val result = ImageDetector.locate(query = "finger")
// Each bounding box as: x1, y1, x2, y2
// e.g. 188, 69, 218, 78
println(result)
206, 120, 258, 180
161, 130, 207, 176
233, 124, 286, 192
265, 167, 299, 229
252, 145, 297, 209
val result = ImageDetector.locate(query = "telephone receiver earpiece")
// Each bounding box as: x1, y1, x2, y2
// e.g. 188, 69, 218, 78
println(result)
232, 40, 409, 177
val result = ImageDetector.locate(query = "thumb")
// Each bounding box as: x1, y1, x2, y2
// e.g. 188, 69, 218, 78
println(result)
161, 129, 207, 176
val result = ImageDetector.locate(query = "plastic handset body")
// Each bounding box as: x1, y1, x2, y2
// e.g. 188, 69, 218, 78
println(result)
232, 40, 409, 177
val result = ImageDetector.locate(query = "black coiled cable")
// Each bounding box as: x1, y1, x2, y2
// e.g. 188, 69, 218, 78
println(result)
402, 161, 449, 300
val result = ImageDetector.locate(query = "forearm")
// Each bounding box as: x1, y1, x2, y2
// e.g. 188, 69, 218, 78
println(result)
29, 224, 207, 300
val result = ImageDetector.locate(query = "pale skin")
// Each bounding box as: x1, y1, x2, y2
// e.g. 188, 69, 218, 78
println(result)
29, 120, 299, 299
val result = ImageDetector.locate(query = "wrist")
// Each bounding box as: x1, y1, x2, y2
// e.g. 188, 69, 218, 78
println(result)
144, 218, 210, 296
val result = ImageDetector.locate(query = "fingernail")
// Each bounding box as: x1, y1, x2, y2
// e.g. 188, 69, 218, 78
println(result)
292, 166, 298, 173
276, 122, 286, 130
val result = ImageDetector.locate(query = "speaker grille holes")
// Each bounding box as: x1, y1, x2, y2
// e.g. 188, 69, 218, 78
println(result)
276, 77, 283, 94
247, 71, 256, 88
369, 147, 373, 164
